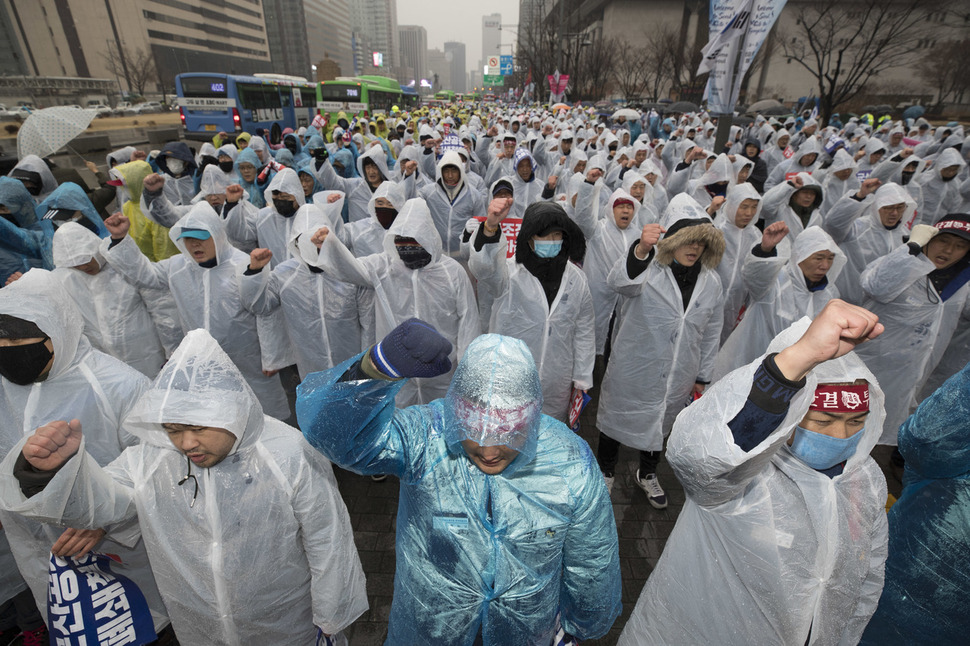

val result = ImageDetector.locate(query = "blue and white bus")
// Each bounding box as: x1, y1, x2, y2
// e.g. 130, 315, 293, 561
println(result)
176, 73, 318, 143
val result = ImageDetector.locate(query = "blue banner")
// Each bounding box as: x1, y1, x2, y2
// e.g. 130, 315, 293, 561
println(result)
48, 552, 157, 646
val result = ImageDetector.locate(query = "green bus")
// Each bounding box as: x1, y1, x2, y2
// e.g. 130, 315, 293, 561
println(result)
316, 75, 405, 122
434, 90, 457, 102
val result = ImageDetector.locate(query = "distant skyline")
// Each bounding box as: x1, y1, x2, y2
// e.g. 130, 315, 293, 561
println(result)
396, 0, 522, 73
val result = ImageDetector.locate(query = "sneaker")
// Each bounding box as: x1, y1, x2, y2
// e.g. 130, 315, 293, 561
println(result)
602, 471, 614, 494
21, 625, 48, 646
370, 473, 387, 482
636, 469, 667, 509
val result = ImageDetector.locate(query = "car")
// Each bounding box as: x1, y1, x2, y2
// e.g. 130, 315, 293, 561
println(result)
135, 101, 163, 114
3, 106, 33, 121
89, 104, 112, 117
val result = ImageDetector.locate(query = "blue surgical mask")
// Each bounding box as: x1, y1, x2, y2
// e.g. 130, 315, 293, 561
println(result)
533, 240, 563, 258
789, 425, 864, 470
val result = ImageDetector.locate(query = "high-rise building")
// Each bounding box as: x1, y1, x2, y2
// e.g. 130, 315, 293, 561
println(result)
398, 25, 428, 85
263, 0, 312, 78
426, 48, 450, 93
349, 0, 399, 70
443, 41, 466, 93
305, 0, 354, 77
0, 0, 273, 93
481, 13, 501, 72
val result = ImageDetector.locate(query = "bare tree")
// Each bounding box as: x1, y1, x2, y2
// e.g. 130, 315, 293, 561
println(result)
610, 41, 651, 101
923, 39, 970, 108
778, 0, 950, 125
102, 44, 157, 98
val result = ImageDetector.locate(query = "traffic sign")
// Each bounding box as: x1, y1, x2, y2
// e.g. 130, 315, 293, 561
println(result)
487, 56, 500, 75
500, 55, 513, 76
483, 75, 504, 85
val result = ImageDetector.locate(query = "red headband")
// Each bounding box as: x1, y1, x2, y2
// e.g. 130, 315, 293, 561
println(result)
613, 198, 635, 208
811, 384, 869, 413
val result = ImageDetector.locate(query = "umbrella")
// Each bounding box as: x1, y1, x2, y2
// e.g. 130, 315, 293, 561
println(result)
17, 106, 96, 160
873, 104, 893, 115
903, 105, 926, 120
732, 115, 755, 126
612, 108, 640, 120
746, 99, 783, 114
551, 102, 570, 113
667, 101, 699, 113
762, 105, 791, 116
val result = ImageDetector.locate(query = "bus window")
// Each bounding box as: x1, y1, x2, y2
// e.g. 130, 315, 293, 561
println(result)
181, 76, 228, 99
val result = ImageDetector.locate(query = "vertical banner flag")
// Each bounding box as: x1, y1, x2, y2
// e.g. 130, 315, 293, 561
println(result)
701, 0, 753, 114
729, 0, 789, 106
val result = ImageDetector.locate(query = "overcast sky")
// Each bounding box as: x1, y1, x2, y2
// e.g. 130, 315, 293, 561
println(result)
396, 0, 522, 73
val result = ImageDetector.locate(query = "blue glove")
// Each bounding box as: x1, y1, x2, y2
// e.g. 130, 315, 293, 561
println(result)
370, 318, 453, 379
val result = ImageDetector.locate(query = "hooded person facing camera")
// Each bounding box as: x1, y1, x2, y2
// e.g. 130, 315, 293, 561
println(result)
297, 197, 479, 407
296, 320, 622, 645
1, 329, 367, 646
469, 199, 594, 423
619, 300, 889, 646
595, 196, 726, 506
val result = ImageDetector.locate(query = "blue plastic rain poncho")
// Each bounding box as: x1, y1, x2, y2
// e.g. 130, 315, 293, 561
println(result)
0, 182, 108, 276
619, 318, 888, 645
0, 176, 45, 282
235, 147, 271, 208
8, 155, 58, 202
0, 269, 168, 630
0, 329, 367, 645
860, 361, 970, 645
100, 202, 290, 419
296, 334, 622, 645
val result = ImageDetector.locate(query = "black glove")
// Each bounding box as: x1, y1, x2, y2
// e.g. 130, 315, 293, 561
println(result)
314, 148, 329, 161
369, 318, 452, 379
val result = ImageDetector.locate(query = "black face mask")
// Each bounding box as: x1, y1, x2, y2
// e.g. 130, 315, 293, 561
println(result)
396, 244, 432, 269
284, 139, 298, 154
0, 338, 53, 385
375, 206, 398, 229
219, 160, 235, 173
706, 182, 729, 198
273, 198, 297, 217
941, 173, 958, 182
901, 170, 915, 185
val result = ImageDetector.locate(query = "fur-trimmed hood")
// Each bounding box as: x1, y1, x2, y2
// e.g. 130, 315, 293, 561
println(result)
655, 220, 726, 270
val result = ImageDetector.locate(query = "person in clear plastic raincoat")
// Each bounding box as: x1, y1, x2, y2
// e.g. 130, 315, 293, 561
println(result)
343, 180, 407, 258
714, 225, 846, 380
50, 222, 169, 377
715, 183, 764, 344
99, 202, 290, 420
240, 203, 375, 380
7, 155, 58, 202
619, 301, 888, 646
418, 150, 485, 259
312, 144, 414, 223
0, 269, 169, 632
109, 160, 181, 261
860, 360, 970, 645
765, 137, 822, 191
297, 197, 478, 406
854, 216, 970, 445
595, 200, 726, 505
761, 171, 824, 242
296, 322, 622, 645
469, 199, 594, 422
1, 329, 367, 646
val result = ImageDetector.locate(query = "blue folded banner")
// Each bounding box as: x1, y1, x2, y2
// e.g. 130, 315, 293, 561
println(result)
48, 552, 157, 646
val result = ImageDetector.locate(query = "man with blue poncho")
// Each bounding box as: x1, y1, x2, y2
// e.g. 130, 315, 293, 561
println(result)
297, 319, 621, 645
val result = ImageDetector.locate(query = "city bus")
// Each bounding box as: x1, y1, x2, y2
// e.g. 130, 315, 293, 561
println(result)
434, 90, 457, 103
400, 85, 420, 112
176, 72, 317, 143
316, 75, 405, 123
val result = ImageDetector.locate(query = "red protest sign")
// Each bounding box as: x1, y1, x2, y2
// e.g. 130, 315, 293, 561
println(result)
474, 216, 522, 258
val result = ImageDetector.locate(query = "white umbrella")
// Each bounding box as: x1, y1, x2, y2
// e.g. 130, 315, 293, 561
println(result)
612, 108, 640, 120
17, 106, 97, 160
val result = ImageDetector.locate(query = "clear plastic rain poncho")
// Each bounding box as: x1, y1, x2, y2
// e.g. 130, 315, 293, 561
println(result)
312, 145, 397, 222
619, 318, 888, 646
343, 180, 407, 257
100, 202, 289, 419
240, 202, 375, 379
854, 238, 970, 444
573, 187, 645, 355
298, 197, 478, 406
0, 329, 367, 645
715, 183, 764, 343
713, 226, 846, 381
8, 155, 58, 201
468, 201, 594, 421
860, 361, 970, 644
915, 147, 966, 226
0, 269, 168, 629
761, 171, 823, 242
765, 137, 822, 191
419, 150, 485, 257
296, 333, 621, 645
818, 148, 861, 216
596, 202, 725, 451
821, 182, 916, 304
52, 222, 167, 377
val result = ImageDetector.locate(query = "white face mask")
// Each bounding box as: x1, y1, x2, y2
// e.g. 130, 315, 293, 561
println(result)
166, 158, 186, 176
